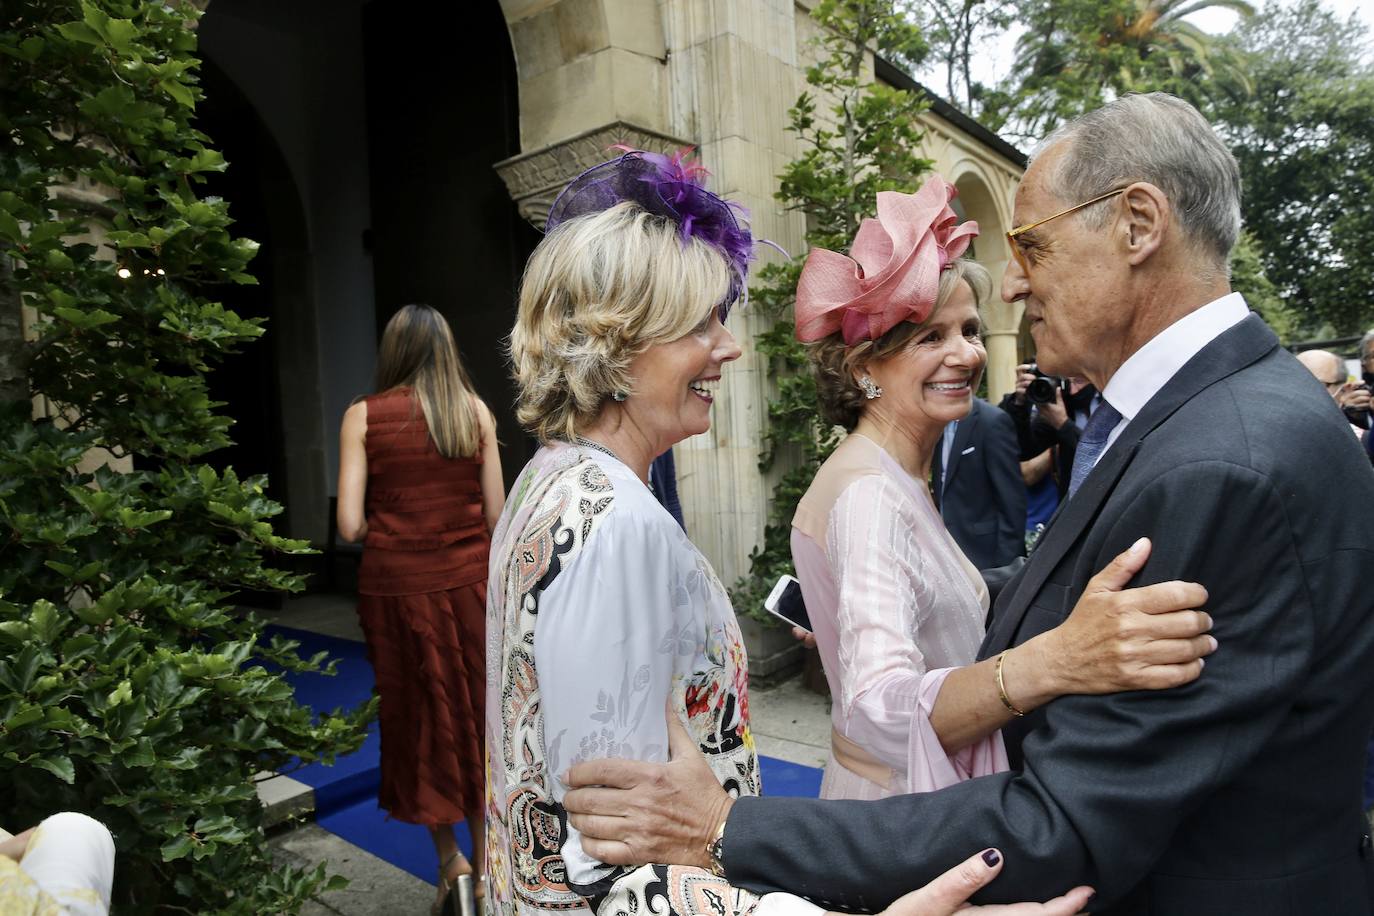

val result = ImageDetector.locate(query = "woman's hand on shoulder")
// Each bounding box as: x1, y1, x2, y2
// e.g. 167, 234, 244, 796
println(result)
1021, 537, 1214, 700
868, 848, 1092, 916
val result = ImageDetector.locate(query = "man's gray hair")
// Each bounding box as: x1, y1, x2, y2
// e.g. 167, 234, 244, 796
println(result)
1033, 92, 1242, 267
1360, 329, 1374, 359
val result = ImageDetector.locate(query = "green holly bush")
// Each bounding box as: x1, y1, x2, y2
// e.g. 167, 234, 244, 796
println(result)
0, 2, 371, 911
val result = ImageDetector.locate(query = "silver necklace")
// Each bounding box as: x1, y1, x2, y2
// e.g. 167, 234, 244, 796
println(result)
573, 436, 622, 463
572, 436, 656, 495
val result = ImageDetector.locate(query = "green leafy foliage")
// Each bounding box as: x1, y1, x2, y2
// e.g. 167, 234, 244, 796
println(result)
1211, 0, 1374, 337
909, 0, 1015, 116
731, 0, 933, 621
1228, 231, 1299, 344
982, 0, 1255, 145
0, 2, 372, 911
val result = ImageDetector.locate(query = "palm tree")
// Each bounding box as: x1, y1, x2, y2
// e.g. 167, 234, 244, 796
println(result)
1107, 0, 1255, 88
986, 0, 1254, 143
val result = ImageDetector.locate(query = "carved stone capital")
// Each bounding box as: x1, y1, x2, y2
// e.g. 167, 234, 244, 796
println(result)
494, 121, 693, 229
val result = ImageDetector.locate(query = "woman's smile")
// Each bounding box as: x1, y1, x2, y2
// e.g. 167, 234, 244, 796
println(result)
688, 376, 720, 403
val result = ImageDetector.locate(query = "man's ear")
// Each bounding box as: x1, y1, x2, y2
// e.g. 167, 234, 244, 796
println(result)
1120, 182, 1169, 266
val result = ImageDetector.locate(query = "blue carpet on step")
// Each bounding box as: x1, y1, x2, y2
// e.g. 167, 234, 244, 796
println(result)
269, 623, 823, 884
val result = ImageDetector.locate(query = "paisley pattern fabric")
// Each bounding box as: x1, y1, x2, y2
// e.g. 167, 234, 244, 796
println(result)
484, 444, 772, 916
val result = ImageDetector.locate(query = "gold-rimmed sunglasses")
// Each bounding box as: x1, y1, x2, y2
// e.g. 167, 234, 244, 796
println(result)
1005, 187, 1128, 274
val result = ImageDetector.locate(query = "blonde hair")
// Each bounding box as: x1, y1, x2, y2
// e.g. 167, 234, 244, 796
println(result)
510, 202, 732, 443
374, 304, 483, 458
809, 258, 993, 430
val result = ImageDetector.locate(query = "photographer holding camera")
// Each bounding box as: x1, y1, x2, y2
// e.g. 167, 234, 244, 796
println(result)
997, 363, 1103, 501
1296, 348, 1371, 437
1330, 339, 1372, 432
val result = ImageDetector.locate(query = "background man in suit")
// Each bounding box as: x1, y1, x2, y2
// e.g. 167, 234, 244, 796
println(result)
932, 397, 1025, 569
562, 92, 1374, 914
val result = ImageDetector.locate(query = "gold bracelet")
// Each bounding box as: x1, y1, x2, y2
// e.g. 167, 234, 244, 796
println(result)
996, 650, 1026, 717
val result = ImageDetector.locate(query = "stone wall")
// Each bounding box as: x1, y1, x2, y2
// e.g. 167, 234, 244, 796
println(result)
492, 0, 1024, 674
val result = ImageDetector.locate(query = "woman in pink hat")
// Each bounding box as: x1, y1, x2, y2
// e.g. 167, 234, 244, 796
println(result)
790, 177, 1217, 801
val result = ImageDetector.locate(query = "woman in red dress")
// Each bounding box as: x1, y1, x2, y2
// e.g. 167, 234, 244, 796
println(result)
336, 304, 505, 914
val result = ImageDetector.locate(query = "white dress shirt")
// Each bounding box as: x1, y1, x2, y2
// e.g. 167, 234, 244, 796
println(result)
1095, 292, 1250, 465
940, 420, 958, 493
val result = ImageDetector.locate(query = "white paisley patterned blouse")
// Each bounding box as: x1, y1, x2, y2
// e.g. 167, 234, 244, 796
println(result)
485, 443, 818, 916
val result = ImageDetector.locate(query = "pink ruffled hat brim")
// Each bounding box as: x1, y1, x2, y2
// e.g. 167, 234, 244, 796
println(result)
795, 176, 979, 345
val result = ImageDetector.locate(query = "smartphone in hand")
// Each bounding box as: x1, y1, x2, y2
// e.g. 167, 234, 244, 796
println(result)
764, 573, 811, 633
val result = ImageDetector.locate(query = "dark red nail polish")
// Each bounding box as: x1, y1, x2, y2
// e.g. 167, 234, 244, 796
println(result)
982, 849, 1001, 867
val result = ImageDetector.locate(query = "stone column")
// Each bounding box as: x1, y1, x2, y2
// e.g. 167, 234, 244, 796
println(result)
656, 0, 808, 678
983, 285, 1023, 403
500, 0, 672, 149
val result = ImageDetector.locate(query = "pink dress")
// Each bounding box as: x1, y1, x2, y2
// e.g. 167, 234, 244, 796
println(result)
791, 433, 1008, 800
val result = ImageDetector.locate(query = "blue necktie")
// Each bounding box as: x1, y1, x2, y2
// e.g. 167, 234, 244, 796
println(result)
1067, 399, 1123, 499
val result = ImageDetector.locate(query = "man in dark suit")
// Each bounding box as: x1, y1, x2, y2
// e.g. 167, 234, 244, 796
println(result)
562, 92, 1374, 914
932, 398, 1025, 569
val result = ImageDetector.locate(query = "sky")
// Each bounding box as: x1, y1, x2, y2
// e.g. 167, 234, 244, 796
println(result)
1188, 0, 1372, 37
912, 0, 1373, 104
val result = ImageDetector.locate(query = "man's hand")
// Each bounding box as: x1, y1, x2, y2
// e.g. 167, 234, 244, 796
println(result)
791, 625, 817, 649
874, 848, 1093, 916
563, 707, 730, 868
1337, 382, 1372, 413
1009, 537, 1213, 705
1012, 364, 1036, 405
1037, 388, 1069, 430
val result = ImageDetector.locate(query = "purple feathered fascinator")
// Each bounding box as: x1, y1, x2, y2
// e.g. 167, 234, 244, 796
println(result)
545, 147, 769, 318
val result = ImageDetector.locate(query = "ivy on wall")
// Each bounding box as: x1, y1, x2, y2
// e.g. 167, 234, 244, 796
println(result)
732, 0, 934, 621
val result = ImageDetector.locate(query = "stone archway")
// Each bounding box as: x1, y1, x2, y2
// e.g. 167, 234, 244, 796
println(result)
496, 0, 670, 149
952, 162, 1022, 402
492, 0, 692, 222
195, 43, 327, 544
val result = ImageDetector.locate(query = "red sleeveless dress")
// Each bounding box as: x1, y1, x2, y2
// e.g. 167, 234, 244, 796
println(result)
356, 388, 489, 825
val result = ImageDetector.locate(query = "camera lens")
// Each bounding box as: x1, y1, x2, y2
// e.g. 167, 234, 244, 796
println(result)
1027, 376, 1058, 404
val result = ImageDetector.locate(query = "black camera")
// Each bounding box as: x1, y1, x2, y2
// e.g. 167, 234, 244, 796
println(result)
1345, 383, 1372, 431
1026, 364, 1068, 405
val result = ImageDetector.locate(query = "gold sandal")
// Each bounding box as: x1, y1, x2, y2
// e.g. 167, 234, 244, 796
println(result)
432, 852, 472, 916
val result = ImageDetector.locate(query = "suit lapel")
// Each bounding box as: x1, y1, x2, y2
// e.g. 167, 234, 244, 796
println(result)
944, 402, 978, 489
982, 314, 1279, 654
982, 437, 1142, 654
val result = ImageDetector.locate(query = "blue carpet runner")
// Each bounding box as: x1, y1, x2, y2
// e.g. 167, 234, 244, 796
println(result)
269, 625, 824, 883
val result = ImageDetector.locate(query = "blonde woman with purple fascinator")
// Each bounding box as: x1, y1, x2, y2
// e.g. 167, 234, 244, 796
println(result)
790, 176, 1217, 801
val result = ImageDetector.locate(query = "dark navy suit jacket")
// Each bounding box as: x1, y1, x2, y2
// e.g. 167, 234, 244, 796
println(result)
932, 398, 1026, 570
725, 315, 1374, 914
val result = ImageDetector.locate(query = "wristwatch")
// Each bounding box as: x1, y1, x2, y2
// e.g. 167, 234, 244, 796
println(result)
705, 819, 727, 877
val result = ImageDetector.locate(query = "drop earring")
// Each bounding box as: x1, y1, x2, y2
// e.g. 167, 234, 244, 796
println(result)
858, 375, 883, 399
